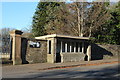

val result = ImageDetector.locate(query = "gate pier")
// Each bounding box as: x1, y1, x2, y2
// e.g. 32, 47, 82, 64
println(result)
10, 30, 23, 65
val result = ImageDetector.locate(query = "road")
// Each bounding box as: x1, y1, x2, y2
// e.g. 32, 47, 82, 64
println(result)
2, 62, 119, 78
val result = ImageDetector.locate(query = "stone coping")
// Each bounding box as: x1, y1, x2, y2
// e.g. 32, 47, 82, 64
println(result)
35, 34, 90, 40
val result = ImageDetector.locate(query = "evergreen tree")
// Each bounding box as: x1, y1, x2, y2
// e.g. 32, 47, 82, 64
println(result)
94, 2, 120, 45
32, 2, 49, 37
32, 2, 67, 37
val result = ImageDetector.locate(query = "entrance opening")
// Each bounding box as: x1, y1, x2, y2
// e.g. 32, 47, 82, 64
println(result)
56, 53, 61, 63
84, 55, 88, 61
56, 40, 61, 63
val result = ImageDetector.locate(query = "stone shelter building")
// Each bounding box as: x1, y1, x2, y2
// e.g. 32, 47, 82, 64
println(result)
35, 34, 91, 63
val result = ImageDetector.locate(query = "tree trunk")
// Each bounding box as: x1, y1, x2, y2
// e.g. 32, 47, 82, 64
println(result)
76, 2, 84, 37
77, 5, 81, 37
89, 27, 92, 37
81, 2, 84, 37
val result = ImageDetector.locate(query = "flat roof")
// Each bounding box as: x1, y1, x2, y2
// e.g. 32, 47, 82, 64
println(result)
35, 34, 90, 40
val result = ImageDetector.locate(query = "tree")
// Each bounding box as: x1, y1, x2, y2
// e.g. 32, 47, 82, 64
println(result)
32, 2, 68, 37
32, 2, 49, 37
32, 1, 111, 38
85, 2, 110, 37
74, 2, 89, 37
0, 28, 13, 53
67, 2, 110, 37
94, 1, 120, 44
44, 2, 69, 35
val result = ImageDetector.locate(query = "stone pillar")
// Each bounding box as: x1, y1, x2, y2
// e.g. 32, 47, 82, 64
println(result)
70, 42, 72, 52
9, 30, 23, 65
51, 38, 57, 63
82, 42, 84, 53
60, 41, 62, 53
87, 44, 91, 61
74, 42, 76, 53
65, 42, 67, 52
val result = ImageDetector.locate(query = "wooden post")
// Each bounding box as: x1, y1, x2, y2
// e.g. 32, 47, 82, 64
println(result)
9, 30, 23, 65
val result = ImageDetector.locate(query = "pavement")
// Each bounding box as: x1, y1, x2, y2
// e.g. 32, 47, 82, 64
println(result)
2, 58, 120, 78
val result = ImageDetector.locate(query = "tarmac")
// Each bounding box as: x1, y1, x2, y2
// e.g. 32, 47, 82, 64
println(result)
2, 58, 119, 72
1, 58, 119, 78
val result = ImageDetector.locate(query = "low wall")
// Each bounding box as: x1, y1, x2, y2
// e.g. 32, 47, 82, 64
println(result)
91, 44, 120, 60
60, 52, 85, 63
21, 38, 47, 64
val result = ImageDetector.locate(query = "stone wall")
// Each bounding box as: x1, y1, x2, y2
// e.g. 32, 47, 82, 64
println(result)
21, 38, 47, 64
91, 44, 120, 60
21, 37, 120, 64
60, 52, 85, 63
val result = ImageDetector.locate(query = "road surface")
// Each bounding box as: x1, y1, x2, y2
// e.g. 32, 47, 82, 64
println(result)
2, 62, 119, 78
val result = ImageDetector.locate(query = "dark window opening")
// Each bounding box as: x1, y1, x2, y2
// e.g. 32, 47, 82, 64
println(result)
62, 42, 65, 52
49, 41, 51, 54
76, 42, 78, 52
71, 42, 74, 52
80, 42, 82, 52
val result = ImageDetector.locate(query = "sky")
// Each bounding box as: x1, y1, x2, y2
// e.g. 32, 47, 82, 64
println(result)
1, 2, 38, 30
1, 0, 119, 31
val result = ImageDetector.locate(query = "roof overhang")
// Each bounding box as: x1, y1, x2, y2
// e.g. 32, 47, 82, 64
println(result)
35, 34, 90, 40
